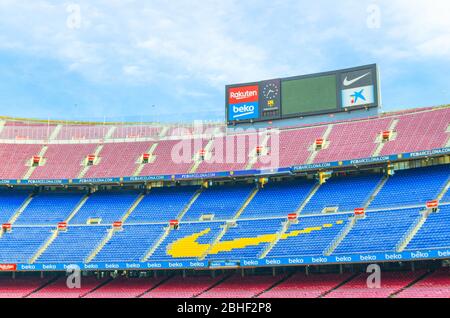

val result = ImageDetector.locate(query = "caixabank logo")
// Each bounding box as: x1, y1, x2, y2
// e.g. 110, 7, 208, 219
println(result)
228, 85, 259, 121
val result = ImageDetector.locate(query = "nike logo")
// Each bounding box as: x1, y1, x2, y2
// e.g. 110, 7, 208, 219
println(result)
343, 72, 371, 87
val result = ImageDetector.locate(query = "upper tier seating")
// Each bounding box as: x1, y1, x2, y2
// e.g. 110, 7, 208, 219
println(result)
55, 125, 108, 140
0, 189, 30, 224
70, 191, 140, 224
369, 165, 449, 209
380, 108, 450, 155
15, 192, 84, 225
0, 144, 42, 179
30, 144, 98, 180
314, 118, 391, 163
0, 121, 56, 140
0, 107, 448, 180
127, 186, 198, 223
138, 139, 208, 176
84, 142, 151, 178
302, 173, 382, 214
240, 179, 316, 218
333, 208, 420, 254
182, 184, 254, 221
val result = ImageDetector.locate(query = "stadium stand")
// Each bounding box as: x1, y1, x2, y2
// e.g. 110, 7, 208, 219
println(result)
405, 205, 450, 250
313, 118, 391, 163
0, 106, 448, 298
84, 142, 151, 178
83, 276, 164, 298
15, 192, 85, 225
0, 189, 31, 223
267, 214, 349, 257
240, 179, 316, 218
36, 226, 108, 263
302, 173, 382, 214
258, 273, 354, 298
70, 190, 140, 224
182, 184, 254, 221
205, 219, 284, 260
395, 268, 450, 298
150, 221, 224, 260
0, 227, 53, 263
30, 144, 98, 180
196, 274, 285, 298
142, 275, 224, 298
323, 271, 426, 298
369, 165, 450, 209
380, 108, 450, 155
0, 275, 54, 298
92, 224, 166, 262
0, 144, 42, 179
28, 275, 109, 298
333, 208, 420, 254
126, 186, 199, 223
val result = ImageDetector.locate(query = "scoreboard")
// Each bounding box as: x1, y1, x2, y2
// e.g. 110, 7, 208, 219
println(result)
226, 64, 380, 125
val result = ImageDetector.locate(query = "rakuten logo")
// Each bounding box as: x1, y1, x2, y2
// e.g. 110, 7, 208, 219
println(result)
228, 85, 259, 104
230, 90, 258, 100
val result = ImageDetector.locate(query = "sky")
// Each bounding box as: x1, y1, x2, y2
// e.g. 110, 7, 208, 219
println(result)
0, 0, 449, 123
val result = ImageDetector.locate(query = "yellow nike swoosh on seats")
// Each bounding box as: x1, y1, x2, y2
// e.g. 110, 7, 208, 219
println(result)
167, 221, 344, 258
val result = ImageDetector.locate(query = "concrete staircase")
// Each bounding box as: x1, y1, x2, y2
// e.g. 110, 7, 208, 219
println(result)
372, 119, 399, 157
231, 187, 259, 220
259, 221, 291, 259
77, 144, 104, 178
199, 223, 229, 260
158, 126, 170, 138
133, 143, 158, 176
364, 175, 389, 208
85, 228, 115, 263
245, 133, 271, 170
176, 189, 203, 220
23, 145, 48, 179
65, 194, 90, 223
104, 126, 117, 139
189, 138, 215, 173
306, 124, 334, 164
29, 230, 59, 264
141, 226, 172, 262
48, 124, 63, 140
121, 193, 146, 223
295, 182, 321, 215
396, 212, 428, 252
324, 217, 357, 256
8, 194, 34, 225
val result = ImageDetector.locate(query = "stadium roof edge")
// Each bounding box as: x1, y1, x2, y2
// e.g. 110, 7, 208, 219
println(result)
0, 104, 448, 127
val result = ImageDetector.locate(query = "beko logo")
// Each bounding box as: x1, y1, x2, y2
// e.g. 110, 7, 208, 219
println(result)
232, 104, 255, 118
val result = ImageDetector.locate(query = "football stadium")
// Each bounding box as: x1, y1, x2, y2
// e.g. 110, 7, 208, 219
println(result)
0, 1, 449, 303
